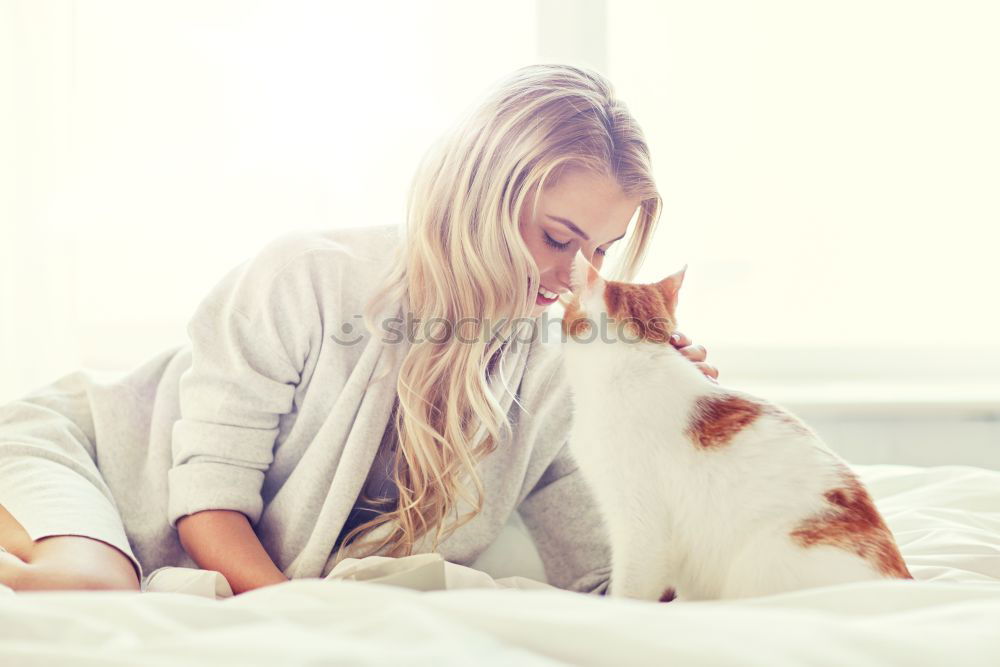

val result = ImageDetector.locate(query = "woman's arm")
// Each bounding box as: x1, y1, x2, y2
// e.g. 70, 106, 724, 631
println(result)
176, 509, 289, 595
518, 441, 612, 594
167, 234, 324, 591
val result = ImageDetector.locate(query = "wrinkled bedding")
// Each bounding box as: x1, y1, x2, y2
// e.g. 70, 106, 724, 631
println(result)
2, 463, 999, 666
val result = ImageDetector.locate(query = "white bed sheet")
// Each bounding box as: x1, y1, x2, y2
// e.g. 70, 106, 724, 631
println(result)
2, 463, 999, 666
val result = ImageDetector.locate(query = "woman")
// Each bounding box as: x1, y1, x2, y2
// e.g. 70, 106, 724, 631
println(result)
0, 64, 717, 595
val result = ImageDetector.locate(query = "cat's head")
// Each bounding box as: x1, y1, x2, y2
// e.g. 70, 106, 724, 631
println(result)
560, 250, 687, 346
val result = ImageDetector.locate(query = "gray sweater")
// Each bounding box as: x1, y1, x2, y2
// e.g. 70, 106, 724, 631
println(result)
38, 224, 612, 592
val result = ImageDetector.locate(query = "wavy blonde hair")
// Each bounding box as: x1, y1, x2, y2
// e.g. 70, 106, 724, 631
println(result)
331, 63, 663, 564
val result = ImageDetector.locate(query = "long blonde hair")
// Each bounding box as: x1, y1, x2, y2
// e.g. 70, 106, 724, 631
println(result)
332, 63, 663, 563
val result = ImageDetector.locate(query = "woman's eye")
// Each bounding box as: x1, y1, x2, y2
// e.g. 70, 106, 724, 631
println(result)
543, 229, 611, 257
542, 231, 572, 251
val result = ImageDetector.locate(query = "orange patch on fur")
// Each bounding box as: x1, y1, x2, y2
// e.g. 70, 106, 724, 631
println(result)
686, 393, 764, 449
561, 298, 593, 339
603, 282, 674, 344
790, 464, 912, 579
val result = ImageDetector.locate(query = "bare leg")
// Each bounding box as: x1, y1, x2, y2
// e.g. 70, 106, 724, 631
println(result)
0, 503, 140, 592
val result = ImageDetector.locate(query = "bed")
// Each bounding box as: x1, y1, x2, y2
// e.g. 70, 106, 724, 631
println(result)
2, 463, 999, 665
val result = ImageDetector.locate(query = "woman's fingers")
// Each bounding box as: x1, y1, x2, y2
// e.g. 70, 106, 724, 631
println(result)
678, 343, 707, 363
694, 361, 720, 382
669, 331, 692, 348
670, 331, 718, 382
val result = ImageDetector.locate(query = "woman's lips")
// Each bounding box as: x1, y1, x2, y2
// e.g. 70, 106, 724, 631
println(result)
535, 288, 559, 307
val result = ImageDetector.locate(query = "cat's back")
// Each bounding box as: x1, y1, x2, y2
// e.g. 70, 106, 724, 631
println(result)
677, 387, 847, 510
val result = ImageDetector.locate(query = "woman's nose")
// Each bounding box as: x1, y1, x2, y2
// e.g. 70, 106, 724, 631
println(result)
553, 267, 572, 293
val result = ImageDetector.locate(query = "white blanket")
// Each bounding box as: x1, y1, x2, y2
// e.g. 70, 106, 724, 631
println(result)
2, 463, 999, 666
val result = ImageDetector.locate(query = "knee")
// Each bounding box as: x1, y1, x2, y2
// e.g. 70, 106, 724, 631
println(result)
81, 573, 141, 591
12, 559, 139, 592
65, 563, 140, 591
6, 539, 140, 592
32, 535, 140, 591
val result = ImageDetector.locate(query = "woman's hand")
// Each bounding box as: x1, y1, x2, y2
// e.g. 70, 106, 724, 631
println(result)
669, 331, 719, 384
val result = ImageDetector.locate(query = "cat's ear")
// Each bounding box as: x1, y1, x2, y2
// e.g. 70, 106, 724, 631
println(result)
658, 264, 687, 303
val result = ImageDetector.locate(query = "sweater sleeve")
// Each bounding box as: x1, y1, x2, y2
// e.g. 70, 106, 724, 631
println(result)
167, 234, 323, 529
518, 440, 612, 595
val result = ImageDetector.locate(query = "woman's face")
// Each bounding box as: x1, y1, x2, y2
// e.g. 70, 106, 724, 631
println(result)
519, 167, 641, 316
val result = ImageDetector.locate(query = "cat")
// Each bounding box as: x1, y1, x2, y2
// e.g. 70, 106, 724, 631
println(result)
558, 251, 912, 602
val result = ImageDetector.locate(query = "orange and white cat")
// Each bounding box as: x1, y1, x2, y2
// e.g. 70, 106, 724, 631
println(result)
559, 251, 912, 602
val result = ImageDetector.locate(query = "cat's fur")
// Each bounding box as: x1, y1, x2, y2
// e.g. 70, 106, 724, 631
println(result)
559, 252, 912, 601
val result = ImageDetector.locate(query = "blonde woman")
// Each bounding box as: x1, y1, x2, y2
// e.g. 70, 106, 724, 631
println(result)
0, 64, 718, 595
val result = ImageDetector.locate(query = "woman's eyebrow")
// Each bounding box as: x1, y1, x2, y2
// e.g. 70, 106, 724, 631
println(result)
546, 214, 626, 244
